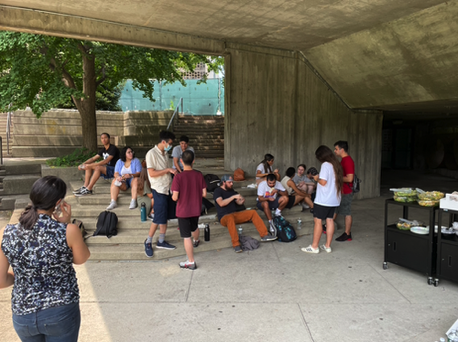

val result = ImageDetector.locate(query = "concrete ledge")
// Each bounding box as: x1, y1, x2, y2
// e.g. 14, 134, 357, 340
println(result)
3, 175, 40, 195
12, 146, 80, 158
41, 165, 82, 188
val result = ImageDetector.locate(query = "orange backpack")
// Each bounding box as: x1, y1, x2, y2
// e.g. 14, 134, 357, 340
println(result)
233, 168, 246, 181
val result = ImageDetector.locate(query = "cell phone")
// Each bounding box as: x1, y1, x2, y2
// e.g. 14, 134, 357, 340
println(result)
55, 201, 66, 216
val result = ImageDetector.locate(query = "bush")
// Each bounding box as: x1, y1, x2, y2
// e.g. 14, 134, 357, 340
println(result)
46, 148, 96, 167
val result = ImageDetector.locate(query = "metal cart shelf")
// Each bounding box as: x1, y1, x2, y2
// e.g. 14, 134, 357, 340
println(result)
436, 209, 458, 285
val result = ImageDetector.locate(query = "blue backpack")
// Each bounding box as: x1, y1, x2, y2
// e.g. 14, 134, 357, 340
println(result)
273, 216, 297, 242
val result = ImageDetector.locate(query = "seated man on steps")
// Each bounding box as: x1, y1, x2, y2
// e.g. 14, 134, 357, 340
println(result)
172, 135, 195, 173
213, 175, 277, 254
74, 133, 120, 197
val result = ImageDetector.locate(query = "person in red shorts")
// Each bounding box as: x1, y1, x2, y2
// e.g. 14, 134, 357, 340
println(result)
171, 150, 207, 270
333, 141, 355, 242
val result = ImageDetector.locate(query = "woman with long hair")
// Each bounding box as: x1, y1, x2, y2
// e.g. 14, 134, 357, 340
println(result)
0, 176, 90, 341
106, 146, 142, 210
302, 145, 343, 254
256, 153, 280, 184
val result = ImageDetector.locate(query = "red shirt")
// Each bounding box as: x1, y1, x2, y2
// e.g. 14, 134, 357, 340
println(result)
171, 170, 207, 218
341, 155, 355, 195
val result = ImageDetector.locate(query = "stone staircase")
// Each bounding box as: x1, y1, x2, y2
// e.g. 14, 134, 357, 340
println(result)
65, 170, 314, 261
173, 115, 224, 158
0, 112, 13, 158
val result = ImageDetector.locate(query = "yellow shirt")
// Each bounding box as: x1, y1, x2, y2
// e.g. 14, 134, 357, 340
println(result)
145, 145, 171, 195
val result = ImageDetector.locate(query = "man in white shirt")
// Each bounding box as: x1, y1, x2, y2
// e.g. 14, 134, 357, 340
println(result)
257, 174, 289, 234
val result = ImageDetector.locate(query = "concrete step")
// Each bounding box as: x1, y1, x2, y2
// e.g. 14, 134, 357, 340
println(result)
2, 174, 41, 195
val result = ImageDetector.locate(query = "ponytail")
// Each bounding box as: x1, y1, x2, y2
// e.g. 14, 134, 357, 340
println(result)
19, 204, 40, 230
260, 153, 274, 174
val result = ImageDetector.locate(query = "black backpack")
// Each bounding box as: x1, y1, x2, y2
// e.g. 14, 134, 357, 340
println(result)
352, 174, 362, 194
204, 174, 221, 192
94, 211, 118, 238
273, 216, 297, 242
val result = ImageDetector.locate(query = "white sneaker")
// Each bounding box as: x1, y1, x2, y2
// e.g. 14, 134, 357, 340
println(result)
302, 203, 310, 209
301, 245, 319, 254
106, 200, 117, 210
275, 209, 282, 216
129, 199, 138, 210
320, 244, 332, 253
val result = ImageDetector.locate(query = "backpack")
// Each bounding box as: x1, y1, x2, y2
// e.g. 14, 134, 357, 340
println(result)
94, 211, 118, 238
204, 174, 221, 192
352, 174, 362, 194
273, 216, 297, 242
233, 168, 246, 181
239, 235, 260, 251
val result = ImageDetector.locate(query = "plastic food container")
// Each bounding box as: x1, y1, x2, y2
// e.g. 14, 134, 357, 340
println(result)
392, 188, 417, 197
418, 191, 445, 201
394, 196, 417, 203
418, 200, 440, 207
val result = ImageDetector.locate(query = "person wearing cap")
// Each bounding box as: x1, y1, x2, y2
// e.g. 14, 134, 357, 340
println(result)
213, 175, 277, 253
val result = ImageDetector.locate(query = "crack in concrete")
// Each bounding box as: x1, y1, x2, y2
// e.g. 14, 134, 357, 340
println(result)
368, 262, 412, 304
297, 303, 315, 342
185, 271, 194, 302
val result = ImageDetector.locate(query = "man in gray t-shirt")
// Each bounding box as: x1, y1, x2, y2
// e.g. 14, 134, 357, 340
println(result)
171, 135, 195, 173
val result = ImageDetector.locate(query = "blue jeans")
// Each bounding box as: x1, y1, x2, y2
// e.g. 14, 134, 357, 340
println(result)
12, 302, 80, 342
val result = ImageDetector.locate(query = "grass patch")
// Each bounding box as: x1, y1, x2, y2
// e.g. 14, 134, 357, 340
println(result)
46, 148, 96, 167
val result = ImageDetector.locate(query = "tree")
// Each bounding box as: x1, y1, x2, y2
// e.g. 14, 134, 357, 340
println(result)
0, 32, 220, 150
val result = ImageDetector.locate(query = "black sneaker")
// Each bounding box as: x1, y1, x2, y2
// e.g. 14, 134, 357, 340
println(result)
156, 240, 176, 250
193, 239, 200, 248
234, 246, 243, 253
74, 188, 93, 197
73, 186, 86, 194
144, 239, 153, 257
336, 232, 352, 242
322, 224, 327, 234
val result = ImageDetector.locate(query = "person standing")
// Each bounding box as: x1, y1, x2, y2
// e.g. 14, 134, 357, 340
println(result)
302, 145, 343, 254
0, 176, 90, 342
333, 141, 355, 242
172, 135, 195, 173
171, 150, 207, 270
144, 131, 178, 257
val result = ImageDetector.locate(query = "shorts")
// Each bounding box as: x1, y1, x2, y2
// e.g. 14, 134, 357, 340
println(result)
178, 217, 199, 238
124, 178, 133, 189
285, 195, 295, 209
256, 197, 280, 211
102, 165, 115, 179
152, 189, 177, 225
313, 203, 337, 220
335, 193, 353, 216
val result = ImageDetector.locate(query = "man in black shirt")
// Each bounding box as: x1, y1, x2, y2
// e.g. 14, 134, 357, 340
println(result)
213, 175, 277, 253
74, 133, 120, 196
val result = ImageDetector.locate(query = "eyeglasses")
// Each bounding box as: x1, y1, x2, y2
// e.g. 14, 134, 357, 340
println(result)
126, 151, 133, 154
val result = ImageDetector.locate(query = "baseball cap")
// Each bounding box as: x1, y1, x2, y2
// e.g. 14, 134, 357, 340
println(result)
220, 174, 233, 182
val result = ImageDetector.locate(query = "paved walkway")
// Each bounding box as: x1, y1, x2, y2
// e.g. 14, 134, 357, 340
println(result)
1, 168, 457, 341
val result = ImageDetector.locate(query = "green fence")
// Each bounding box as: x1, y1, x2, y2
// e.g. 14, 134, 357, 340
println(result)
119, 79, 224, 115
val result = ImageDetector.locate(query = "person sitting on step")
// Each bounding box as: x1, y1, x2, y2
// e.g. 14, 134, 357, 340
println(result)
74, 133, 120, 197
106, 146, 142, 210
281, 167, 314, 211
172, 135, 195, 173
255, 153, 280, 185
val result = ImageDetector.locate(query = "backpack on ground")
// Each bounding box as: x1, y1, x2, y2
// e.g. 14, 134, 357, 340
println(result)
273, 216, 297, 242
233, 168, 246, 181
239, 235, 260, 251
204, 174, 221, 192
94, 211, 118, 238
352, 174, 362, 194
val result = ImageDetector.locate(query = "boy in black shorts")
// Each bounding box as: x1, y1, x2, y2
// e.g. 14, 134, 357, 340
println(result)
171, 150, 207, 270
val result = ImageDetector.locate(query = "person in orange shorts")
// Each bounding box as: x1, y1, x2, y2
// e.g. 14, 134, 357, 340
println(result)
213, 175, 277, 253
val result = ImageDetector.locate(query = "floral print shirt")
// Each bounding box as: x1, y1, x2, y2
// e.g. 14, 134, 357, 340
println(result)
1, 214, 79, 315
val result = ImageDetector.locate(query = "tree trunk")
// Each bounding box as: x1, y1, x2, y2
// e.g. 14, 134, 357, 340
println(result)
75, 52, 98, 151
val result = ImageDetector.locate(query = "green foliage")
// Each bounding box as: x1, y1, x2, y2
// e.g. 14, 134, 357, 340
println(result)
46, 148, 96, 167
56, 83, 124, 111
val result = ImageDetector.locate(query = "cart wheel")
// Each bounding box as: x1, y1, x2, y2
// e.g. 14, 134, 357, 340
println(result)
427, 278, 433, 285
434, 279, 439, 287
383, 263, 388, 270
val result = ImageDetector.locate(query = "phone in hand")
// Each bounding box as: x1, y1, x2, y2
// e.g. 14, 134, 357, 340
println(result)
55, 201, 66, 216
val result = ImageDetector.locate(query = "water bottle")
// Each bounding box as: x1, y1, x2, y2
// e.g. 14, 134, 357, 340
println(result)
140, 203, 147, 222
204, 224, 210, 241
297, 219, 302, 230
238, 226, 243, 235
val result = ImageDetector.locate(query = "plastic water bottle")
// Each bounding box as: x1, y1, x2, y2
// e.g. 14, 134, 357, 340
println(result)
140, 203, 147, 222
297, 219, 302, 230
238, 226, 243, 235
204, 224, 210, 241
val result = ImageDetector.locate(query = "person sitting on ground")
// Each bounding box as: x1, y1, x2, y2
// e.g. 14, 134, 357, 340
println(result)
256, 153, 280, 184
74, 132, 120, 197
172, 135, 195, 173
171, 150, 207, 270
137, 167, 154, 221
293, 164, 316, 195
281, 167, 314, 211
214, 175, 277, 253
106, 146, 142, 210
257, 174, 289, 235
0, 176, 90, 342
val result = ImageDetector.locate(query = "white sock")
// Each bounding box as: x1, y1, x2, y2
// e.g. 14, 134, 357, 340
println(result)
111, 199, 116, 202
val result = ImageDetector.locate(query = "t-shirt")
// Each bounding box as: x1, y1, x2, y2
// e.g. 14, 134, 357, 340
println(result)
314, 162, 341, 207
341, 156, 355, 195
213, 187, 246, 221
145, 145, 171, 195
281, 176, 293, 195
257, 180, 285, 201
171, 170, 206, 218
114, 158, 142, 176
97, 144, 120, 167
171, 146, 195, 170
292, 174, 313, 184
256, 163, 273, 180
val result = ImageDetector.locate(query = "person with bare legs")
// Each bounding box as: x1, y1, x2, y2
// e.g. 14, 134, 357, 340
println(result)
281, 167, 314, 210
302, 145, 343, 254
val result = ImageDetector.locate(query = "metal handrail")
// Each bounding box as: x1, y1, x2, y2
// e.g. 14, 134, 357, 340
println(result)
6, 104, 12, 155
166, 97, 183, 131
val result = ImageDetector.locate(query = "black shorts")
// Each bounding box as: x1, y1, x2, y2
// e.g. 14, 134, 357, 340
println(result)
313, 203, 337, 220
285, 195, 295, 209
178, 217, 199, 238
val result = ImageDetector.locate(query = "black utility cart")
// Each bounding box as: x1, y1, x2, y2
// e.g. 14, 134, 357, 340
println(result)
436, 208, 458, 285
383, 199, 439, 286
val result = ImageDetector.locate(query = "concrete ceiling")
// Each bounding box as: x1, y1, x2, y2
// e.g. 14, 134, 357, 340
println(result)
1, 0, 457, 117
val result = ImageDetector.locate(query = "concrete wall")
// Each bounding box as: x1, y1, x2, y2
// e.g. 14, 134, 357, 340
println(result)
225, 44, 383, 199
12, 109, 173, 157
